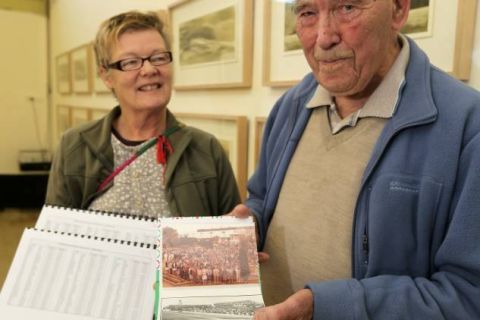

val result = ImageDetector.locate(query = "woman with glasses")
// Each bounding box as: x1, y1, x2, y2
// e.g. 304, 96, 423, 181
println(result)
46, 11, 241, 218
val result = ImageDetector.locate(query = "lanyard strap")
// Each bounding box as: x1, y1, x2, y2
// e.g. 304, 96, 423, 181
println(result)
97, 126, 180, 192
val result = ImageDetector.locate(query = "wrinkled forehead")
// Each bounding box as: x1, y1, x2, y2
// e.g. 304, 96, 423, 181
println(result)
293, 0, 377, 10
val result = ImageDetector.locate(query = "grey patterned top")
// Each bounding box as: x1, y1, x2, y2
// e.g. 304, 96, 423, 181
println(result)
89, 134, 171, 218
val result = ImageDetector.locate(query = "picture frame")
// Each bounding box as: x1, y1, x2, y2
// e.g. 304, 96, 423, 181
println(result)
56, 105, 71, 139
89, 43, 110, 94
401, 0, 434, 39
157, 9, 171, 42
70, 107, 92, 127
168, 0, 253, 90
70, 44, 92, 94
56, 53, 72, 94
254, 117, 267, 168
263, 0, 310, 87
90, 108, 110, 121
409, 0, 477, 80
175, 113, 248, 199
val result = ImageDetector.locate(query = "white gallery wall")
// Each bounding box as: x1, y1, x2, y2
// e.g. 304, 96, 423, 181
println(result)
1, 0, 479, 176
0, 9, 48, 173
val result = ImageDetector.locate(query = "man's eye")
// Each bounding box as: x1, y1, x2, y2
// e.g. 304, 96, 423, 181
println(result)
298, 10, 316, 18
339, 4, 355, 13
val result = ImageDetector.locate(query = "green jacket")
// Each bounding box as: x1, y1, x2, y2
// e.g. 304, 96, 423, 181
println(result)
46, 107, 241, 216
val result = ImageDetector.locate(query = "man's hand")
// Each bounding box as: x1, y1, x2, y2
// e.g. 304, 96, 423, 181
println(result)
226, 204, 270, 263
254, 289, 314, 320
227, 204, 253, 219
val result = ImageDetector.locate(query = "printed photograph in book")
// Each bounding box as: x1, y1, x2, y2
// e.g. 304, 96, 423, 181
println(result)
158, 216, 264, 320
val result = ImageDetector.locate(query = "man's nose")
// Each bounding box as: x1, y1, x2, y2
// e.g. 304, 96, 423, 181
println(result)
315, 14, 341, 50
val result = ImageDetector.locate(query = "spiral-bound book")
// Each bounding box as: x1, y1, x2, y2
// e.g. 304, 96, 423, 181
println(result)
156, 216, 264, 320
0, 205, 158, 320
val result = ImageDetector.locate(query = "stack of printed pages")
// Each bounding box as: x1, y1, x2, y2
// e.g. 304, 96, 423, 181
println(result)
0, 205, 264, 320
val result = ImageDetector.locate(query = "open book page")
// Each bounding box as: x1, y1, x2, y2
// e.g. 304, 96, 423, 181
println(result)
0, 228, 156, 320
35, 205, 157, 245
157, 216, 264, 320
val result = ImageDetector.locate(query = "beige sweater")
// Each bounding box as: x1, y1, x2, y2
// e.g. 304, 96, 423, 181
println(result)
260, 107, 387, 305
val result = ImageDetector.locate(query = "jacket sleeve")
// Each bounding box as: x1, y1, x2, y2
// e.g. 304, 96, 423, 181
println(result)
245, 99, 283, 248
45, 135, 74, 207
306, 132, 480, 319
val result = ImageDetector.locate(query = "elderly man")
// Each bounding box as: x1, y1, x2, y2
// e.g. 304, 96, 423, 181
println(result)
231, 0, 480, 319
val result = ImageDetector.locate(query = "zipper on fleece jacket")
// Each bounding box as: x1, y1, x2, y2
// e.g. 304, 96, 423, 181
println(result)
357, 186, 371, 275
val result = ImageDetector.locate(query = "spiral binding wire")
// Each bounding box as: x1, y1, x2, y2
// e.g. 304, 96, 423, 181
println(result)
30, 227, 157, 249
45, 204, 157, 222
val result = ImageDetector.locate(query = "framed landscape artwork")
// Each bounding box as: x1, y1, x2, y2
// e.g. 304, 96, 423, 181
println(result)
70, 44, 92, 94
254, 117, 267, 168
403, 0, 477, 80
56, 105, 71, 139
71, 107, 91, 127
168, 0, 253, 89
401, 0, 434, 38
56, 53, 72, 94
90, 108, 110, 121
175, 113, 248, 199
89, 43, 110, 94
263, 0, 310, 87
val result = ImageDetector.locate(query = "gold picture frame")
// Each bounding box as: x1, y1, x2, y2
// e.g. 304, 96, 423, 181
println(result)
70, 106, 91, 127
263, 0, 310, 87
401, 0, 435, 38
175, 113, 248, 200
56, 53, 72, 94
70, 44, 92, 94
89, 43, 110, 94
168, 0, 253, 90
56, 105, 72, 139
90, 108, 110, 121
254, 117, 267, 168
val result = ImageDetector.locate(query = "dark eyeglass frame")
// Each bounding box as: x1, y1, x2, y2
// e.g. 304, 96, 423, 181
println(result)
107, 51, 173, 71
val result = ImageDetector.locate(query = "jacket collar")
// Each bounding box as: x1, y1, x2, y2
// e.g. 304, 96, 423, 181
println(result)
78, 106, 192, 186
361, 37, 438, 186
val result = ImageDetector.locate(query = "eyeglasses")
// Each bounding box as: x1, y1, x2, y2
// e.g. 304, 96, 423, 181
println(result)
107, 52, 173, 71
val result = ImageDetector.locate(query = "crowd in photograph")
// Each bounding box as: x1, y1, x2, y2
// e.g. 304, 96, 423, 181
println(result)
164, 299, 263, 317
162, 229, 258, 286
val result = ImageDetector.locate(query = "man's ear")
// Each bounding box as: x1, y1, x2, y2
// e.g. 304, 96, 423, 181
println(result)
391, 0, 411, 31
99, 66, 114, 89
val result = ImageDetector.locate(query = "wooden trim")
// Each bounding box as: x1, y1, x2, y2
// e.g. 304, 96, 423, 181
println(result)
452, 0, 478, 80
175, 112, 249, 200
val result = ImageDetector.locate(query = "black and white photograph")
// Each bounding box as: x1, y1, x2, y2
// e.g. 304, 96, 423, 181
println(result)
161, 295, 264, 320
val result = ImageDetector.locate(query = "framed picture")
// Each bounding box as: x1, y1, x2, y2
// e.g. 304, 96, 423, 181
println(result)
175, 113, 248, 199
263, 0, 310, 87
157, 9, 171, 42
57, 105, 71, 139
408, 0, 477, 80
90, 108, 110, 121
401, 0, 434, 38
254, 117, 267, 167
89, 43, 110, 94
168, 0, 253, 90
70, 44, 92, 94
71, 107, 92, 127
56, 53, 72, 94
